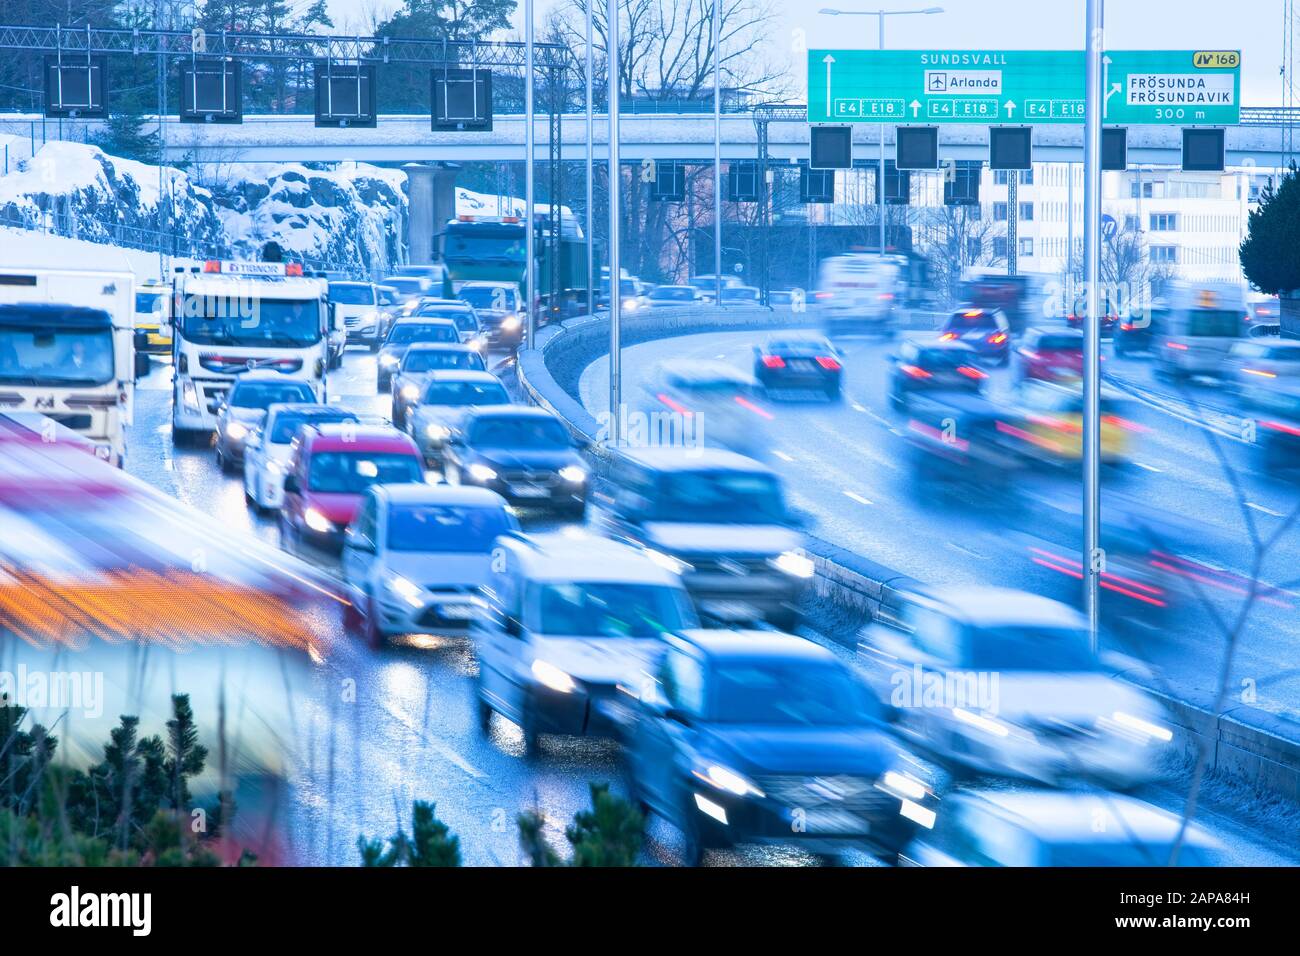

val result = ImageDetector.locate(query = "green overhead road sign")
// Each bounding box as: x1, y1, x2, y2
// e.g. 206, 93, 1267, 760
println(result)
808, 49, 1241, 125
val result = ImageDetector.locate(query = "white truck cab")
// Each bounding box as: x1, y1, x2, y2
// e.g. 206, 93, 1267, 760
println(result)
0, 266, 137, 465
169, 260, 329, 445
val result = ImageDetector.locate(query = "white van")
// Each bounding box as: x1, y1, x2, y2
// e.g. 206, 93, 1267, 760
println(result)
816, 254, 902, 335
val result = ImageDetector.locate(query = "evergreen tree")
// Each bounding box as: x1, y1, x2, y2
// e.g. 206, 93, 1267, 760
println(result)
564, 782, 644, 867
0, 706, 56, 816
517, 806, 562, 867
163, 693, 208, 810
1240, 164, 1300, 337
357, 800, 461, 866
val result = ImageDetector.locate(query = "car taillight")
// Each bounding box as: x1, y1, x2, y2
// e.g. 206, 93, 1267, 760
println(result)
656, 392, 693, 417
815, 356, 841, 371
879, 293, 894, 301
761, 355, 786, 369
1262, 419, 1300, 436
814, 291, 833, 299
988, 332, 1008, 345
734, 395, 774, 420
1102, 414, 1146, 433
956, 365, 986, 380
1120, 322, 1135, 331
900, 364, 932, 380
1242, 368, 1277, 378
1166, 342, 1189, 351
939, 332, 957, 342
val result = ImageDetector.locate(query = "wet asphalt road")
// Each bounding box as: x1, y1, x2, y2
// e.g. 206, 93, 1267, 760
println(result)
122, 345, 1300, 867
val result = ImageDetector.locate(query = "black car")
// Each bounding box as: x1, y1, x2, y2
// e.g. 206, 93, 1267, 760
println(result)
1241, 382, 1300, 473
887, 339, 987, 410
442, 406, 588, 516
376, 319, 462, 392
753, 336, 843, 400
625, 629, 937, 866
938, 307, 1012, 365
1112, 310, 1162, 356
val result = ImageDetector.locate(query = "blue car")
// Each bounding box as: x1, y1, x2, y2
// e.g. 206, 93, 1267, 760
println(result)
939, 307, 1012, 365
624, 629, 937, 866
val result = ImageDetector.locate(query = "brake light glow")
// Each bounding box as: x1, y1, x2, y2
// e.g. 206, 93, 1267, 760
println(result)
962, 309, 984, 318
734, 395, 775, 420
1120, 322, 1135, 332
203, 260, 222, 273
1166, 342, 1189, 351
1262, 419, 1300, 436
988, 332, 1008, 345
899, 364, 931, 380
656, 393, 693, 417
761, 355, 786, 369
285, 263, 304, 276
815, 356, 842, 371
814, 291, 833, 300
939, 332, 958, 342
956, 366, 987, 380
1242, 368, 1277, 378
1102, 414, 1146, 433
879, 293, 895, 301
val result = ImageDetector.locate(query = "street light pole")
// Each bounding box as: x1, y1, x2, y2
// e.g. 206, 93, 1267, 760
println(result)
1083, 0, 1105, 650
524, 0, 536, 348
585, 0, 595, 319
608, 0, 622, 445
713, 0, 723, 308
878, 12, 886, 257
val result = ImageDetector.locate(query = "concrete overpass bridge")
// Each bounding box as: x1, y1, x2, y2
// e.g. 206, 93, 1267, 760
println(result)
1, 109, 1296, 169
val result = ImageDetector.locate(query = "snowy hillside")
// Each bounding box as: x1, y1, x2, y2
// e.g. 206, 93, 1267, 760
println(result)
456, 186, 573, 220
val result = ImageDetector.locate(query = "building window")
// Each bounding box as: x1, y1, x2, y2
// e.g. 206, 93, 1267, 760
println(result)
1019, 237, 1034, 257
1150, 213, 1178, 232
967, 238, 982, 260
1019, 202, 1034, 221
993, 167, 1034, 186
993, 202, 1008, 221
992, 237, 1008, 259
1130, 181, 1155, 199
1150, 245, 1177, 264
1124, 214, 1139, 232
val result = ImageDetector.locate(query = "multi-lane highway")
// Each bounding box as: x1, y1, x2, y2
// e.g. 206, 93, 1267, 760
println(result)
578, 327, 1300, 727
117, 341, 1300, 867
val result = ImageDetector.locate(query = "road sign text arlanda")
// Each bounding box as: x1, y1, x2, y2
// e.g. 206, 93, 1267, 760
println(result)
809, 49, 1241, 126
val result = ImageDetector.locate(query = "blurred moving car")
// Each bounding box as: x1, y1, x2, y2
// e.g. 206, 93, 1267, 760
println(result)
376, 318, 462, 392
378, 275, 433, 308
341, 484, 517, 648
648, 285, 704, 308
1246, 292, 1280, 326
329, 281, 390, 353
688, 274, 743, 303
767, 290, 801, 311
647, 360, 773, 463
592, 447, 809, 630
599, 277, 651, 313
816, 253, 901, 336
858, 587, 1174, 788
456, 281, 525, 348
390, 342, 489, 429
243, 403, 359, 512
214, 371, 319, 472
903, 791, 1220, 867
407, 371, 511, 465
753, 335, 843, 400
1240, 382, 1300, 473
442, 406, 588, 517
719, 285, 761, 307
279, 424, 425, 552
1014, 327, 1085, 384
939, 307, 1012, 365
1008, 379, 1142, 467
626, 629, 937, 866
473, 531, 699, 757
1112, 311, 1158, 356
887, 339, 987, 411
1153, 283, 1247, 381
1225, 339, 1300, 390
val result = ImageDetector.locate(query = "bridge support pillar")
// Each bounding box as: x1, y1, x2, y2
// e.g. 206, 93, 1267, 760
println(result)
403, 162, 459, 264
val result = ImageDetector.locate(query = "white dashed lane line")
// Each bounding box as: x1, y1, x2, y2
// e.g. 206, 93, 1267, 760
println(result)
843, 490, 874, 506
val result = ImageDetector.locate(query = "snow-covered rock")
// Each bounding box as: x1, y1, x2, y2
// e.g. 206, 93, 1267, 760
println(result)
212, 162, 407, 275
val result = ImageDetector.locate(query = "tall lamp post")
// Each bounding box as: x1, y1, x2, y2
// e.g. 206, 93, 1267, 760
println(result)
818, 7, 943, 255
524, 0, 536, 348
608, 0, 622, 445
713, 0, 723, 309
585, 0, 595, 320
1082, 0, 1105, 650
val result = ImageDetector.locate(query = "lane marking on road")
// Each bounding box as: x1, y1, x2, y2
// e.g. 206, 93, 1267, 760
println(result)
375, 697, 486, 780
1133, 461, 1163, 473
945, 541, 988, 559
843, 490, 873, 506
851, 402, 868, 413
1246, 501, 1286, 518
163, 458, 173, 472
773, 450, 795, 462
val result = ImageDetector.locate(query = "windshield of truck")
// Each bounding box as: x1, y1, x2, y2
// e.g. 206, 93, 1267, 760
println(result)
445, 226, 526, 263
1182, 309, 1242, 338
329, 283, 375, 305
458, 286, 519, 311
134, 292, 165, 315
0, 325, 115, 387
178, 296, 322, 347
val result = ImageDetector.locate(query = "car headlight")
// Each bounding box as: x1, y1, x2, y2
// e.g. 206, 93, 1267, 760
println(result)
387, 573, 425, 608
400, 383, 419, 401
181, 380, 200, 411
468, 463, 497, 482
558, 464, 587, 484
531, 659, 576, 694
267, 459, 287, 475
622, 299, 639, 312
303, 508, 335, 534
644, 548, 692, 575
225, 421, 248, 441
379, 353, 400, 367
693, 763, 764, 798
1107, 711, 1174, 743
880, 770, 929, 801
770, 549, 815, 579
425, 423, 450, 442
501, 315, 522, 331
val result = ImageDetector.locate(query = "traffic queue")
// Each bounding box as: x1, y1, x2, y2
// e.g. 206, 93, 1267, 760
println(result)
3, 253, 1236, 868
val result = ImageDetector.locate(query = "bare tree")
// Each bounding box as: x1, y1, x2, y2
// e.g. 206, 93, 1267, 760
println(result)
914, 204, 1007, 308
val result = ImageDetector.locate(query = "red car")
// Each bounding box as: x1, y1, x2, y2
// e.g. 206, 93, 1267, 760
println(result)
279, 423, 425, 552
1014, 327, 1100, 384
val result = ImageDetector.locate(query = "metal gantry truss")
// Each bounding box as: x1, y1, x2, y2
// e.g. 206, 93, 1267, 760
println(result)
752, 105, 808, 306
0, 23, 573, 71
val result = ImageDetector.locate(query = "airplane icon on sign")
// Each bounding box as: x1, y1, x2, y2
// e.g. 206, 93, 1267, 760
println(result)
928, 74, 948, 92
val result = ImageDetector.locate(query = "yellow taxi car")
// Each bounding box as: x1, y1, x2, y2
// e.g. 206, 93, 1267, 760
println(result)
134, 281, 172, 353
1004, 379, 1145, 465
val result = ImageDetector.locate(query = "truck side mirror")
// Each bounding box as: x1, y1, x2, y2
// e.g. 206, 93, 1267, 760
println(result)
283, 474, 300, 495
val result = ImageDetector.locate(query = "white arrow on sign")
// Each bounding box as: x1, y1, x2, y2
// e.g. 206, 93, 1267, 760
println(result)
1102, 55, 1114, 118
1104, 81, 1121, 116
910, 99, 921, 117
1004, 99, 1017, 116
824, 54, 835, 112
